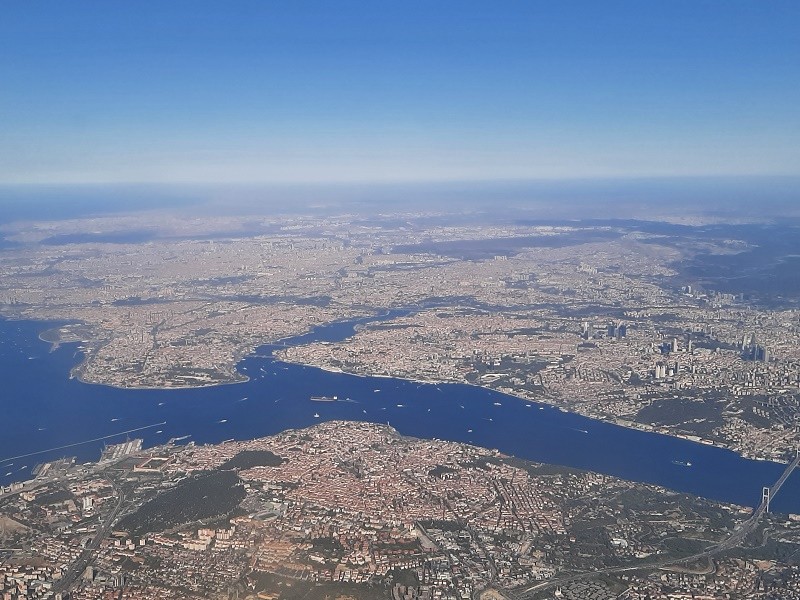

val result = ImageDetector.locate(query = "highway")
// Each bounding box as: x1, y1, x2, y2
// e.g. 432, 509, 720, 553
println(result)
51, 483, 126, 594
512, 451, 800, 598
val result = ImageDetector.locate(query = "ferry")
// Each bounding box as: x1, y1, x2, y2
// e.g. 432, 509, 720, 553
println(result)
310, 395, 338, 402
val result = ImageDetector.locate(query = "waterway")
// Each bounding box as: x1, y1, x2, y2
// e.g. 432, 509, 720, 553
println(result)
1, 316, 800, 512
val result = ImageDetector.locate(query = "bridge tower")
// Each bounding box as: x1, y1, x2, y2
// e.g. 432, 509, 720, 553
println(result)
763, 486, 771, 513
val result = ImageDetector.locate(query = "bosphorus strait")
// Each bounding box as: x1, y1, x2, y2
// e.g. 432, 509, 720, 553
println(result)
3, 316, 799, 514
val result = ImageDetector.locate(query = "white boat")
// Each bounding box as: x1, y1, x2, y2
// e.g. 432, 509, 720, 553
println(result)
218, 419, 228, 424
314, 413, 320, 418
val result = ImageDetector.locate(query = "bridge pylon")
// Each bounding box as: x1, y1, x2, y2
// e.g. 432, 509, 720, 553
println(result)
762, 486, 771, 513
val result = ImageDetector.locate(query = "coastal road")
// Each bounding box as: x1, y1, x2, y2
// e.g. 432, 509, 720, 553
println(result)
512, 451, 800, 598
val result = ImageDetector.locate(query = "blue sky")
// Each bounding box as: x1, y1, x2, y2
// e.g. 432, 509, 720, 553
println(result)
1, 1, 798, 184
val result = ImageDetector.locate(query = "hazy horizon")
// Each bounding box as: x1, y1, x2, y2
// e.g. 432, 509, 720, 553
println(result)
1, 175, 799, 224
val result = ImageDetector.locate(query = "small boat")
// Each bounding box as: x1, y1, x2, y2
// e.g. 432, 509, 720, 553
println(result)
310, 395, 337, 402
218, 419, 228, 424
111, 418, 120, 422
374, 389, 381, 393
37, 427, 46, 431
4, 472, 11, 477
314, 413, 320, 418
397, 404, 404, 408
493, 402, 502, 406
467, 429, 473, 433
158, 402, 164, 406
672, 460, 692, 467
155, 430, 163, 434
362, 410, 367, 414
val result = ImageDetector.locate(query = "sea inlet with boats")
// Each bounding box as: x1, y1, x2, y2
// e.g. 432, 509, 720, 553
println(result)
2, 315, 800, 513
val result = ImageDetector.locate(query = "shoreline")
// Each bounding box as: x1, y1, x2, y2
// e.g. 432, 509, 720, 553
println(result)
275, 355, 787, 466
1, 320, 797, 512
7, 314, 793, 467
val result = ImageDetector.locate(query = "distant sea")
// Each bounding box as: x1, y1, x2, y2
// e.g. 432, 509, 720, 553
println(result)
2, 316, 800, 513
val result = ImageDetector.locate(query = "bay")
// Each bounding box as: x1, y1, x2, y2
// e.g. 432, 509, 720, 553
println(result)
1, 316, 799, 512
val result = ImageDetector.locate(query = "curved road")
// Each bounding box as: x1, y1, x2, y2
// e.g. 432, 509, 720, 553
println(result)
513, 452, 800, 598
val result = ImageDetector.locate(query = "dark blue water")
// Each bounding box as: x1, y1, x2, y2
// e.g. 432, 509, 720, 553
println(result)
2, 317, 800, 512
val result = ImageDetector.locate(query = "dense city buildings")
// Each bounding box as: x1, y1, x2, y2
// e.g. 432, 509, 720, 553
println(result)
2, 214, 800, 460
4, 422, 800, 600
3, 211, 800, 598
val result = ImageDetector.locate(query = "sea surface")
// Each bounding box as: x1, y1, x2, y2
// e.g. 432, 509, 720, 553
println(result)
2, 316, 800, 512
